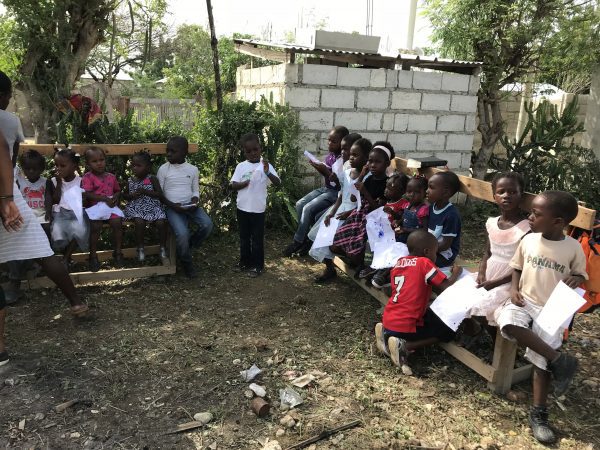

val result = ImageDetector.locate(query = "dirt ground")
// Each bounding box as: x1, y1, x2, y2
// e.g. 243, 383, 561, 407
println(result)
1, 219, 600, 449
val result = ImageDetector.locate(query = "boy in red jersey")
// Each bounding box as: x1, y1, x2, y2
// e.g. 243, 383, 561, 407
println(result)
375, 229, 461, 367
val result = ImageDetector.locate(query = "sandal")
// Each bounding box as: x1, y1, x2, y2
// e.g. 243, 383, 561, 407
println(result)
70, 304, 90, 318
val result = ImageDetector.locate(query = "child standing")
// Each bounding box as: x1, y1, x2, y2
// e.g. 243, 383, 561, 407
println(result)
82, 147, 123, 272
158, 136, 213, 278
394, 176, 429, 244
470, 172, 529, 323
495, 191, 586, 444
230, 133, 281, 278
123, 151, 168, 261
330, 141, 394, 272
309, 134, 368, 283
283, 126, 349, 257
51, 149, 89, 265
374, 230, 461, 367
426, 171, 462, 269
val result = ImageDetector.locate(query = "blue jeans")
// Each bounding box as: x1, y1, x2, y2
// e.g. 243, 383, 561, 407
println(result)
293, 187, 338, 243
166, 207, 213, 264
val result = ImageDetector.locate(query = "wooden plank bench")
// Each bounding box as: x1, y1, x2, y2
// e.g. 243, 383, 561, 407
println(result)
6, 143, 199, 287
333, 157, 596, 394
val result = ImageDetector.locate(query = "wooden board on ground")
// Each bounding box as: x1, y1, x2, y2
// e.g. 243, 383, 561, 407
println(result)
391, 158, 596, 230
20, 143, 199, 156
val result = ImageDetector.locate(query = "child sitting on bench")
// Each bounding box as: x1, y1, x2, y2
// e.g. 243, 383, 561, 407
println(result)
495, 190, 587, 444
426, 171, 462, 271
374, 229, 461, 368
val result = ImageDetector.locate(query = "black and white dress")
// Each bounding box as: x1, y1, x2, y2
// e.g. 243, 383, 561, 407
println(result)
124, 176, 166, 222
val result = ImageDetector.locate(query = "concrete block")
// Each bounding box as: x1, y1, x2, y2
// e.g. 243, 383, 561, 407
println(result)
461, 151, 473, 169
299, 110, 334, 130
446, 133, 475, 151
320, 89, 355, 108
435, 151, 462, 169
370, 69, 386, 88
393, 114, 409, 131
286, 87, 320, 108
385, 70, 398, 88
397, 71, 413, 89
412, 71, 442, 91
407, 114, 437, 131
302, 64, 338, 85
391, 92, 421, 110
367, 112, 383, 130
421, 93, 451, 111
406, 151, 437, 160
465, 115, 477, 132
437, 115, 465, 132
297, 132, 320, 152
469, 75, 481, 95
388, 133, 417, 152
284, 64, 299, 84
417, 134, 446, 151
335, 111, 368, 130
361, 132, 387, 143
442, 73, 470, 92
382, 113, 395, 131
357, 90, 389, 109
337, 67, 371, 87
451, 95, 478, 113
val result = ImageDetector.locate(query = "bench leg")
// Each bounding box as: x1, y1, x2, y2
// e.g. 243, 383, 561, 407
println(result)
487, 328, 518, 394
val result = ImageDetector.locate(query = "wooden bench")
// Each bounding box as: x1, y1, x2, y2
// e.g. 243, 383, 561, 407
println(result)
8, 143, 199, 288
333, 157, 597, 394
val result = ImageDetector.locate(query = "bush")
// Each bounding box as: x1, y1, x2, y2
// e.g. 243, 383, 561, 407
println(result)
491, 97, 600, 211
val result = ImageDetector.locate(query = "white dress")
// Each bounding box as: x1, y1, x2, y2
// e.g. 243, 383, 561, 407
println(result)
0, 112, 54, 263
469, 217, 530, 324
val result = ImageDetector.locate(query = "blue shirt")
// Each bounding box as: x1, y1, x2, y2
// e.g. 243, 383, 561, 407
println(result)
428, 203, 461, 267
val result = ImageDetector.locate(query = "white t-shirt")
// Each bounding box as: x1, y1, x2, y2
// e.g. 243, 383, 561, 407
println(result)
17, 174, 48, 221
157, 162, 200, 204
0, 109, 25, 159
230, 160, 278, 213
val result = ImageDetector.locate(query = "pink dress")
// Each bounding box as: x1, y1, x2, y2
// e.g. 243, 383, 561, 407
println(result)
470, 217, 530, 324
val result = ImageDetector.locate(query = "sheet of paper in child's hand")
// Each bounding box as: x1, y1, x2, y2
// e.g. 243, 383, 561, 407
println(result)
371, 241, 409, 269
430, 276, 487, 331
303, 150, 320, 164
534, 281, 586, 336
311, 218, 341, 249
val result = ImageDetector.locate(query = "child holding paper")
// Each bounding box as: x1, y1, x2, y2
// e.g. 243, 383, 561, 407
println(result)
283, 126, 349, 257
51, 149, 89, 266
309, 133, 365, 283
495, 190, 587, 444
82, 147, 123, 272
230, 133, 280, 278
374, 230, 461, 367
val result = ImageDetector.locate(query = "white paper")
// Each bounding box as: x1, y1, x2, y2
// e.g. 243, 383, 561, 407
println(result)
371, 241, 409, 269
311, 217, 341, 249
62, 186, 85, 224
303, 150, 320, 164
535, 282, 586, 336
366, 207, 396, 248
85, 202, 125, 220
430, 276, 487, 331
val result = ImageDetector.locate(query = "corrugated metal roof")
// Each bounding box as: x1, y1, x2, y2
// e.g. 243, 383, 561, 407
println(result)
234, 38, 482, 69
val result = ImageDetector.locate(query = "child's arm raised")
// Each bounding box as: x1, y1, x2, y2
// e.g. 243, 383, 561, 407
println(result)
263, 159, 281, 187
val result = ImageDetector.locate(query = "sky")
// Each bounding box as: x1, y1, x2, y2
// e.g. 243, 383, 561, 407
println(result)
165, 0, 433, 54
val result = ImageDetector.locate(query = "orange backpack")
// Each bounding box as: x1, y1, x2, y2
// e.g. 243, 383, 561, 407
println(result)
574, 223, 600, 313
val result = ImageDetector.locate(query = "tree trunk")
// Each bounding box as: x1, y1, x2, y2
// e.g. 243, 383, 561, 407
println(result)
472, 90, 504, 180
205, 0, 223, 114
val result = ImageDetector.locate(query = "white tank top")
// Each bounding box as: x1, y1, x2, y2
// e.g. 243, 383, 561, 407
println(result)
52, 176, 82, 212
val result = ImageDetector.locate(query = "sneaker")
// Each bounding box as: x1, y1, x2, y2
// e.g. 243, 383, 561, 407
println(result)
159, 247, 168, 259
388, 336, 408, 368
182, 262, 197, 279
0, 351, 9, 367
137, 247, 145, 262
297, 240, 312, 256
247, 268, 262, 278
358, 266, 377, 279
528, 406, 556, 444
374, 323, 389, 356
282, 240, 303, 257
371, 269, 391, 289
89, 256, 100, 273
549, 353, 578, 397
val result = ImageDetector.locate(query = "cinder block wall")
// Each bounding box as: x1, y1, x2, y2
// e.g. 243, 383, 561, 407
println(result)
236, 63, 480, 185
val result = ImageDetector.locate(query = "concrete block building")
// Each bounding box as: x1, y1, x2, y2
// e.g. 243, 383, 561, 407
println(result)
234, 39, 482, 184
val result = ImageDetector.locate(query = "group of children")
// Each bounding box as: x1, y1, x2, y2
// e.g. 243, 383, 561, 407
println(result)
10, 136, 212, 282
272, 125, 588, 445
